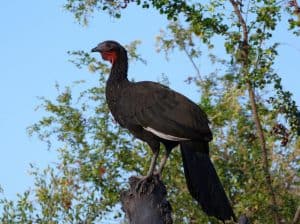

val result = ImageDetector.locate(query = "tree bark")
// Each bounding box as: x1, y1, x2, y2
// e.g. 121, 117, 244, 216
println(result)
120, 175, 173, 224
238, 214, 250, 224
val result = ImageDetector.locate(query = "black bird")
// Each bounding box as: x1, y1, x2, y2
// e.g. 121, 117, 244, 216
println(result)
92, 40, 236, 222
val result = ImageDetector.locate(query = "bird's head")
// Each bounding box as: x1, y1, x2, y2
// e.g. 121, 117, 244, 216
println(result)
91, 40, 124, 64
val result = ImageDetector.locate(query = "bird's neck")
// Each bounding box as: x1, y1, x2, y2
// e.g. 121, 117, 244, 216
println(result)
108, 49, 129, 84
106, 50, 129, 106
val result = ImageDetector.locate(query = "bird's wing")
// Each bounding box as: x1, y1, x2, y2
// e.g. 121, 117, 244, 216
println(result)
119, 81, 212, 141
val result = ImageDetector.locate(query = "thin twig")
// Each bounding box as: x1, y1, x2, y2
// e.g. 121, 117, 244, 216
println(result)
292, 206, 300, 224
182, 47, 202, 81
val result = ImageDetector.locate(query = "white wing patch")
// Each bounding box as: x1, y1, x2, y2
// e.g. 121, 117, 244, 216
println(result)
144, 127, 190, 141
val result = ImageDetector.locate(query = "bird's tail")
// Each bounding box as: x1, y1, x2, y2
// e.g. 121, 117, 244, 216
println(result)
180, 141, 236, 222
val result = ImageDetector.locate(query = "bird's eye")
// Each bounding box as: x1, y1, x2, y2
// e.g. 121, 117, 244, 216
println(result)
107, 44, 113, 50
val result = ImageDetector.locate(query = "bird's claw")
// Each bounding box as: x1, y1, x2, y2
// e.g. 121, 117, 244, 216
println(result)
153, 171, 162, 179
134, 175, 152, 194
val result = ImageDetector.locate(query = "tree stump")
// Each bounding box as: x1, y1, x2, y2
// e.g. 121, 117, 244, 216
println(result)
238, 214, 250, 224
120, 175, 173, 224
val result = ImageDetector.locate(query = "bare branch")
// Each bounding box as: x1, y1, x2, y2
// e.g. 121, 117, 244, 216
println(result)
292, 206, 300, 224
182, 47, 202, 80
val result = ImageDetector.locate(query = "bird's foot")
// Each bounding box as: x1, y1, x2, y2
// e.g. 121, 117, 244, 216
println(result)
153, 170, 162, 179
133, 152, 160, 195
133, 174, 160, 195
134, 175, 153, 194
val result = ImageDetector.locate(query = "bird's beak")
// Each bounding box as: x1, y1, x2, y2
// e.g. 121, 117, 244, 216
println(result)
91, 46, 100, 53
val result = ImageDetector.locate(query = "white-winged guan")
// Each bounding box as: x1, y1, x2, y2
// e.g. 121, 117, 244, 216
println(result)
91, 40, 236, 222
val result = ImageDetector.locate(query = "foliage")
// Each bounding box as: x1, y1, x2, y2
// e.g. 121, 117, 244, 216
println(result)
1, 1, 300, 224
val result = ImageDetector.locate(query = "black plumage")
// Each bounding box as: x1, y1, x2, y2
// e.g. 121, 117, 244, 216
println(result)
92, 40, 236, 222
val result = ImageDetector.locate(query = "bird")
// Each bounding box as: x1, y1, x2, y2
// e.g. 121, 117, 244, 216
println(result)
91, 40, 236, 222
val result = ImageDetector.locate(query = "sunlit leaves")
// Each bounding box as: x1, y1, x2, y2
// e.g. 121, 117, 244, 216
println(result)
64, 0, 125, 24
286, 0, 300, 35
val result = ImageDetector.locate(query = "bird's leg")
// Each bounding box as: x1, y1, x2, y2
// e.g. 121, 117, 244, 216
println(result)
146, 149, 159, 177
156, 148, 171, 176
135, 148, 159, 193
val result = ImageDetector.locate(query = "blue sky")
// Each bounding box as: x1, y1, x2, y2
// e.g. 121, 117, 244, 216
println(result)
0, 1, 299, 200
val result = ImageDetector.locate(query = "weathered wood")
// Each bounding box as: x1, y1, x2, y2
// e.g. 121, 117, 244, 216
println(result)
238, 214, 250, 224
120, 175, 173, 224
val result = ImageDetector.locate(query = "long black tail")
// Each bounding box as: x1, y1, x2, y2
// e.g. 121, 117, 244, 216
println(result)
180, 141, 236, 222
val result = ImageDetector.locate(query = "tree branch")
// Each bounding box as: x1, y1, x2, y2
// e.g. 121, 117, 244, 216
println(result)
292, 206, 300, 224
121, 175, 173, 224
229, 1, 281, 223
182, 47, 202, 80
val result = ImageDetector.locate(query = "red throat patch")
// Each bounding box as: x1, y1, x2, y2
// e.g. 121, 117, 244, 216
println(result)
101, 51, 117, 64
